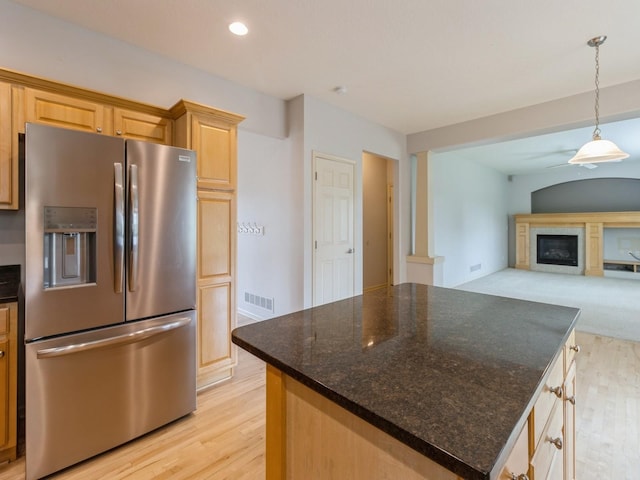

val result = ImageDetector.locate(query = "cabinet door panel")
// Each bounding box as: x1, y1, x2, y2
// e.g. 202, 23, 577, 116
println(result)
198, 283, 232, 368
197, 282, 237, 389
0, 336, 7, 448
192, 115, 236, 190
113, 108, 173, 145
0, 82, 11, 206
198, 191, 234, 280
25, 88, 107, 134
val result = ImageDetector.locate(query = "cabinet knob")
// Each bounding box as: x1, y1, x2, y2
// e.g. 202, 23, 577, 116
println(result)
549, 385, 563, 399
0, 350, 4, 358
566, 395, 576, 405
96, 127, 102, 133
116, 130, 122, 135
549, 437, 563, 450
510, 474, 529, 480
570, 344, 581, 353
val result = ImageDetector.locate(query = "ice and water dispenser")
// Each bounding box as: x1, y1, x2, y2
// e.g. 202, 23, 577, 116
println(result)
43, 206, 97, 288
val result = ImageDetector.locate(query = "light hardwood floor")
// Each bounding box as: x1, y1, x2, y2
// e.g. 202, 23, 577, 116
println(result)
0, 331, 637, 479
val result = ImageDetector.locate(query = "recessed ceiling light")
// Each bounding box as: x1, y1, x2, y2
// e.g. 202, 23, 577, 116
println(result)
229, 22, 248, 36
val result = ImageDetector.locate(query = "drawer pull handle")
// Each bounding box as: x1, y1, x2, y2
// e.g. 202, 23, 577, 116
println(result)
549, 385, 563, 398
549, 437, 563, 450
0, 350, 4, 358
510, 474, 529, 480
570, 344, 581, 353
566, 395, 576, 405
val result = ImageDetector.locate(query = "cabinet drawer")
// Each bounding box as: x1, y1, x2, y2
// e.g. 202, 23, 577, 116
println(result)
563, 329, 578, 372
531, 401, 564, 480
0, 307, 8, 335
532, 354, 563, 448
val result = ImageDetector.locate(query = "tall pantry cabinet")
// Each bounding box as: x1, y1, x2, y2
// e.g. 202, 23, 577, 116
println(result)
171, 100, 244, 390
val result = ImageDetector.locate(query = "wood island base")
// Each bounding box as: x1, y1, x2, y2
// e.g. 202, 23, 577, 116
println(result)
266, 365, 462, 480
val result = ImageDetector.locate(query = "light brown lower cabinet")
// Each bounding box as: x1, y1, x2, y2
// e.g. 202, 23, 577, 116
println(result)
196, 190, 237, 389
0, 302, 17, 463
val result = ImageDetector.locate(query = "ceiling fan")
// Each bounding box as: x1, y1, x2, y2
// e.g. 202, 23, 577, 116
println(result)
544, 149, 598, 170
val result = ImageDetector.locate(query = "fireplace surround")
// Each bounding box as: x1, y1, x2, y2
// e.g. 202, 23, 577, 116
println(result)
514, 211, 640, 277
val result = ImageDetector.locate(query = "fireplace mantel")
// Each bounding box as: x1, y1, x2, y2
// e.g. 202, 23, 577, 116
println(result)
514, 212, 640, 276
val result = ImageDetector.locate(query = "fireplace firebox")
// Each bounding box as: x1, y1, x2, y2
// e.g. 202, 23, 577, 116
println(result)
536, 234, 578, 266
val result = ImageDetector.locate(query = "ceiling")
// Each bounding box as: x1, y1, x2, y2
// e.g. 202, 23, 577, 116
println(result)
9, 0, 640, 175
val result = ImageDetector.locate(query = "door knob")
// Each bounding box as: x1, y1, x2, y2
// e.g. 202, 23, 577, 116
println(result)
347, 248, 354, 254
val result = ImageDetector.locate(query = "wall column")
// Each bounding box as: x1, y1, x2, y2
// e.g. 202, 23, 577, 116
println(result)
406, 151, 443, 285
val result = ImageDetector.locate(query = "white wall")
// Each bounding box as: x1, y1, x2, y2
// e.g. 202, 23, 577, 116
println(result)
430, 152, 509, 287
299, 95, 408, 306
236, 129, 303, 318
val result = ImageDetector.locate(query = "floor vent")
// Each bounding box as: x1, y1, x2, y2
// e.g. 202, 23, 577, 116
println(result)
244, 292, 275, 313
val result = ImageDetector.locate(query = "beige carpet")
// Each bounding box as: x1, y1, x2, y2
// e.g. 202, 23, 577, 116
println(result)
456, 268, 640, 343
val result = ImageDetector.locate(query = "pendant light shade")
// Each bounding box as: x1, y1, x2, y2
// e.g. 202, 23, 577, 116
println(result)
568, 137, 629, 164
568, 35, 628, 165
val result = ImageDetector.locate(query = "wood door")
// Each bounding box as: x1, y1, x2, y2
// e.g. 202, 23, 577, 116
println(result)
24, 88, 109, 134
0, 82, 16, 209
197, 190, 237, 388
113, 108, 173, 145
313, 154, 355, 306
192, 114, 237, 191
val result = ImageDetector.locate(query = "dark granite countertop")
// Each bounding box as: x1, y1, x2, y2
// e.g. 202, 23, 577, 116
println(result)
232, 283, 579, 480
0, 264, 21, 302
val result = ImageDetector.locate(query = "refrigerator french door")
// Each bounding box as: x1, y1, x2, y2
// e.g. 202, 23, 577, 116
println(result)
24, 123, 197, 480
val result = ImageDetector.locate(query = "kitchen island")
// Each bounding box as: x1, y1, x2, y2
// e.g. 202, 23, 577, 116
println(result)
232, 283, 580, 479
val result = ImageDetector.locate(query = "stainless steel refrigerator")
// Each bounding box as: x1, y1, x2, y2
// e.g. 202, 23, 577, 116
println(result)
24, 123, 197, 480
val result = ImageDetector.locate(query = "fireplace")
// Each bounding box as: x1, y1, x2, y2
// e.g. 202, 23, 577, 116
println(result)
537, 235, 578, 266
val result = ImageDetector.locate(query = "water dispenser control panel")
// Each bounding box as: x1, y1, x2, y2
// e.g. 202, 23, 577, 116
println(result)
43, 206, 97, 289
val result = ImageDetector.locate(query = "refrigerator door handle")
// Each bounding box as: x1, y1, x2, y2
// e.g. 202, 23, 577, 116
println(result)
35, 317, 191, 359
128, 164, 139, 292
114, 163, 125, 293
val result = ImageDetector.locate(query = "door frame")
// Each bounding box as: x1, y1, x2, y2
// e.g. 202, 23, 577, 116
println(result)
312, 151, 356, 306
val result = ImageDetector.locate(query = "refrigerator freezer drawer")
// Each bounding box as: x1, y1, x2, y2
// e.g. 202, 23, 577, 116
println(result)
25, 312, 196, 480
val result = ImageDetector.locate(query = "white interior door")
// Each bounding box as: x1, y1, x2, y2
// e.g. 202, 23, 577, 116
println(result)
313, 154, 355, 306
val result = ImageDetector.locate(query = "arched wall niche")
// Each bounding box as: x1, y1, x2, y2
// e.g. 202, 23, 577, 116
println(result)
531, 178, 640, 213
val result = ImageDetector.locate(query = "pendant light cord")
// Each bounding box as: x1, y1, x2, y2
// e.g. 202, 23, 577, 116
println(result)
593, 42, 601, 140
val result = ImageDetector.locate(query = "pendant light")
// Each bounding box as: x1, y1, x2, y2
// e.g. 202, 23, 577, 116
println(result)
568, 36, 629, 164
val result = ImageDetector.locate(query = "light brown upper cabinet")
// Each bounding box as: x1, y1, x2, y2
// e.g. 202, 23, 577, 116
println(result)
0, 81, 17, 209
172, 100, 243, 192
24, 88, 109, 134
113, 108, 172, 145
23, 88, 174, 144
